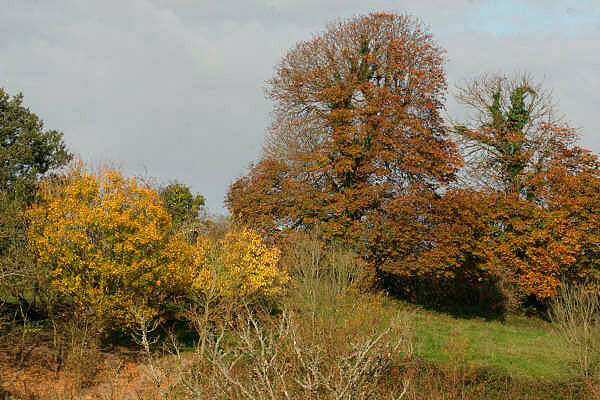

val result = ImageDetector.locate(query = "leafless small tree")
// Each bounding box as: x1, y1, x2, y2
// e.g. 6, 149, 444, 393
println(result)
549, 283, 600, 379
130, 307, 177, 400
177, 307, 413, 400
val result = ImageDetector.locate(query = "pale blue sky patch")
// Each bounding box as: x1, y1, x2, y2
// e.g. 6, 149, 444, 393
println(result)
468, 0, 599, 35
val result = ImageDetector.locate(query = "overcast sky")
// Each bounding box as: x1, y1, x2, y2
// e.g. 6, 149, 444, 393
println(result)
2, 0, 599, 212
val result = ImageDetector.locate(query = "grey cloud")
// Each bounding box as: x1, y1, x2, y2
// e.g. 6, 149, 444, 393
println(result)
441, 28, 600, 150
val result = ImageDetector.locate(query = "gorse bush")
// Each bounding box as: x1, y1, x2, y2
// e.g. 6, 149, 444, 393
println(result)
27, 164, 287, 330
27, 164, 198, 327
194, 227, 289, 300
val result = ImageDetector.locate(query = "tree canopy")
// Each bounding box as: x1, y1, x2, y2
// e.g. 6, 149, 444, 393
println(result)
159, 182, 205, 226
227, 16, 600, 306
452, 74, 586, 198
0, 88, 71, 200
227, 13, 462, 242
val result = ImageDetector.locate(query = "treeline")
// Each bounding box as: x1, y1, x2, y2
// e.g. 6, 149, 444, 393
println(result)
226, 13, 600, 312
1, 13, 599, 330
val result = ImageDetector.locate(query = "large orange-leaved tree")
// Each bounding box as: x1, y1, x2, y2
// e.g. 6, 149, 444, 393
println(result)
227, 13, 462, 246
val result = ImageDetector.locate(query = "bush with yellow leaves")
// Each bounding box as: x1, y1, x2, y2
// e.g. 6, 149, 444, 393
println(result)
27, 164, 287, 330
193, 228, 287, 298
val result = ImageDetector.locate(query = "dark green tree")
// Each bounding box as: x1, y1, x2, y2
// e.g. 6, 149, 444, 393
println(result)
159, 182, 205, 226
0, 87, 70, 313
0, 88, 71, 201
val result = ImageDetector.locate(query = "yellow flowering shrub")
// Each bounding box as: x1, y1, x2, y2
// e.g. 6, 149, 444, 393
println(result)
27, 165, 287, 329
28, 165, 193, 326
192, 228, 288, 299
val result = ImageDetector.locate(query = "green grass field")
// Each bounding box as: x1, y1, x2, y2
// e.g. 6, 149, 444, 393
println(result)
291, 288, 576, 383
412, 310, 573, 380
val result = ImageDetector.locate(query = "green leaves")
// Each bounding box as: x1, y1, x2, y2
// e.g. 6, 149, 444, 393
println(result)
0, 88, 71, 202
159, 182, 205, 226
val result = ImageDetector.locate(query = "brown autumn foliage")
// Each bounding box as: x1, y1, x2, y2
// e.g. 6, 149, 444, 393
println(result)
228, 17, 600, 306
363, 188, 498, 306
513, 151, 600, 299
368, 146, 600, 305
449, 74, 600, 300
227, 13, 462, 244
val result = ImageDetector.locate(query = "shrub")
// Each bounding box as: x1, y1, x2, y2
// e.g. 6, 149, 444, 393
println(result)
278, 230, 371, 311
177, 308, 414, 400
193, 227, 289, 301
0, 192, 35, 311
27, 164, 288, 330
27, 164, 197, 328
549, 283, 600, 378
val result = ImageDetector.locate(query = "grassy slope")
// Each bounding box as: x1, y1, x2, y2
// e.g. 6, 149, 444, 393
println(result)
292, 289, 575, 382
412, 309, 572, 380
2, 283, 575, 383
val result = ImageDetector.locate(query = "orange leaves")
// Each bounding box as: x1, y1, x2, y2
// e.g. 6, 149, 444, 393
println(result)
475, 179, 600, 301
365, 189, 492, 285
365, 179, 600, 302
228, 15, 600, 307
228, 13, 461, 248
